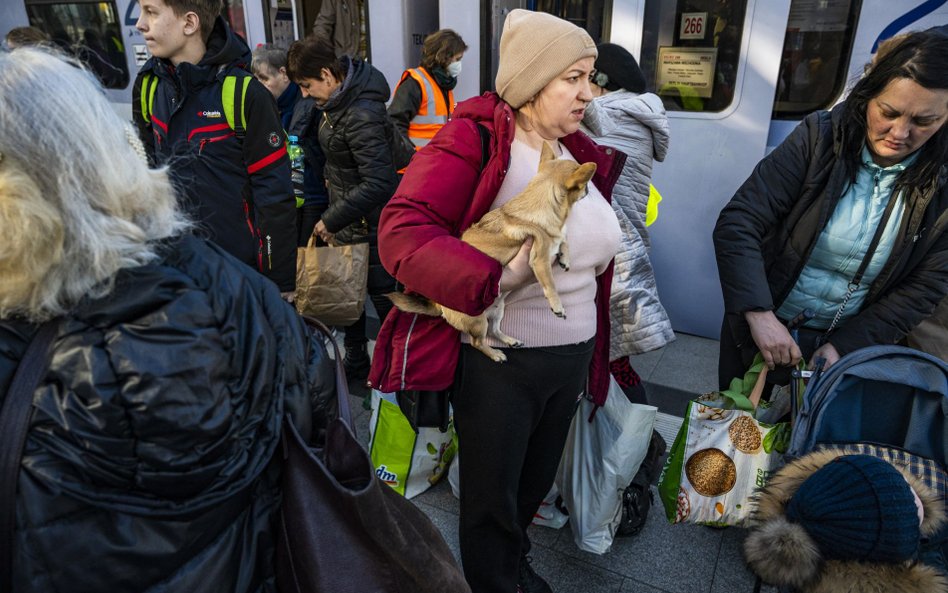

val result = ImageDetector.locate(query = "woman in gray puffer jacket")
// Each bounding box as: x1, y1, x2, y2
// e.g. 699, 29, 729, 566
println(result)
582, 43, 674, 369
0, 49, 334, 593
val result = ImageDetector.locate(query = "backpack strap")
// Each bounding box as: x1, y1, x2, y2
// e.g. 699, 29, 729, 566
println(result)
139, 73, 159, 124
0, 319, 61, 593
222, 74, 251, 140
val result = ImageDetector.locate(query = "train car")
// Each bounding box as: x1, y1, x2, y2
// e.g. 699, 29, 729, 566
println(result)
2, 0, 944, 338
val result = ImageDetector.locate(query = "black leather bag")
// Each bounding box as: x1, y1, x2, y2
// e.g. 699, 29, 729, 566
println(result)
396, 389, 451, 433
275, 317, 470, 593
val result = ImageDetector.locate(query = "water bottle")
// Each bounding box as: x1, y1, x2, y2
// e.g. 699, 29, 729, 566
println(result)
287, 135, 305, 208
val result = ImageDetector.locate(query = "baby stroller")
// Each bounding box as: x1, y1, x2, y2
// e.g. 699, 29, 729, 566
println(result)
750, 345, 948, 592
788, 345, 948, 493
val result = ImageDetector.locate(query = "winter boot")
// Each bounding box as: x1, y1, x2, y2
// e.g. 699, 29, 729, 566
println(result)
343, 342, 371, 383
517, 556, 553, 593
616, 430, 667, 537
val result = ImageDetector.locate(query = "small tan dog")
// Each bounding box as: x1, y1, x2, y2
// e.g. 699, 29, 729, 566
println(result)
388, 142, 597, 362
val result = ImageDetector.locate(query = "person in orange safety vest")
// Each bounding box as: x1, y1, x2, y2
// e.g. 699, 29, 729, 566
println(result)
388, 29, 467, 172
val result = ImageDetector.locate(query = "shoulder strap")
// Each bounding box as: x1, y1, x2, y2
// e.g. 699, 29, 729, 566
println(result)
222, 74, 251, 139
0, 319, 61, 593
139, 73, 159, 124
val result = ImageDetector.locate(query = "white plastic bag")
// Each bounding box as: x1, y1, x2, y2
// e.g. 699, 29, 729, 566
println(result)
557, 377, 657, 554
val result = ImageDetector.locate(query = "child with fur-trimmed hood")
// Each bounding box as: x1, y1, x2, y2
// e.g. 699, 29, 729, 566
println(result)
744, 449, 947, 593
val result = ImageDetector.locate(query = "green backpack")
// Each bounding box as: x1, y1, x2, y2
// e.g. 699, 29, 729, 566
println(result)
138, 72, 252, 138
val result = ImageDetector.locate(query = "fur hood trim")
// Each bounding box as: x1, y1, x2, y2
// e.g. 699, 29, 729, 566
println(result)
744, 449, 948, 593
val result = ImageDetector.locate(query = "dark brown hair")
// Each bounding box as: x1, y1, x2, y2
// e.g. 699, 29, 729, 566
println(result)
287, 36, 345, 82
420, 29, 467, 71
840, 30, 948, 190
162, 0, 222, 42
4, 26, 50, 48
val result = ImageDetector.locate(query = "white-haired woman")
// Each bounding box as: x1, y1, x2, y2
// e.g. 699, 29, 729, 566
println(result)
0, 48, 332, 592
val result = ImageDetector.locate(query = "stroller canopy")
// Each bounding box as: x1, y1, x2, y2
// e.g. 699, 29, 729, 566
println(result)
788, 346, 948, 467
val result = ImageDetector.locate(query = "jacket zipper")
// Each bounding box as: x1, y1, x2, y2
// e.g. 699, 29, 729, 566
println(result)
400, 314, 419, 391
198, 132, 236, 154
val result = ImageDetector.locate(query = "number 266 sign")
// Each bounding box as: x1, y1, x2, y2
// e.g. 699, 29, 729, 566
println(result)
680, 12, 706, 40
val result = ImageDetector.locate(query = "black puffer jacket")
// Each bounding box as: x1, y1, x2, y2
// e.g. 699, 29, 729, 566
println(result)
0, 236, 335, 593
318, 56, 398, 264
714, 105, 948, 355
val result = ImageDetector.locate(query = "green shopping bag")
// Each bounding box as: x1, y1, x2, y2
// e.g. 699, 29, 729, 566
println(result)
367, 390, 456, 499
657, 357, 798, 526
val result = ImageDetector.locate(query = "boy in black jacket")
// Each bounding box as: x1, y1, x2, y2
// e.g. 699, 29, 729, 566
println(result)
133, 0, 296, 294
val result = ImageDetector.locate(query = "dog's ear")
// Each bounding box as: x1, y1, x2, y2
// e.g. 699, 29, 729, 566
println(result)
566, 162, 597, 190
539, 142, 556, 167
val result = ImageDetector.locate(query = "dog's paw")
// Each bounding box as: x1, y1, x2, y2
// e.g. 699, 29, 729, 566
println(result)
491, 351, 508, 363
552, 307, 566, 319
558, 261, 570, 271
510, 340, 524, 349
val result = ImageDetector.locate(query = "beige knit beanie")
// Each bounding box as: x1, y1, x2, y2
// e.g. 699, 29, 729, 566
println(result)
495, 9, 597, 109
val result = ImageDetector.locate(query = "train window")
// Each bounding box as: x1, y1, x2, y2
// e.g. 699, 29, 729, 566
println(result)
639, 0, 747, 113
25, 0, 129, 89
529, 0, 612, 43
222, 0, 248, 41
772, 0, 861, 119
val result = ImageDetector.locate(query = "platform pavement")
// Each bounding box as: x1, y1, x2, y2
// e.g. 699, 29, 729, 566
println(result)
350, 330, 778, 593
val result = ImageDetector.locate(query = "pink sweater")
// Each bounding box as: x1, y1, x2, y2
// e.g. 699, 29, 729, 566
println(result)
475, 139, 621, 348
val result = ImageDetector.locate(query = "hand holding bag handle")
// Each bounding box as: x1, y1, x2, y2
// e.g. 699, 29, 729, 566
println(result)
0, 320, 61, 593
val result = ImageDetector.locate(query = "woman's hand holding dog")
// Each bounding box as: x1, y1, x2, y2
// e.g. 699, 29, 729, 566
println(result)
499, 239, 536, 292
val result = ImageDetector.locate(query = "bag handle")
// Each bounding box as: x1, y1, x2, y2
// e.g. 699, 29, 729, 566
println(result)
748, 366, 769, 409
1, 319, 61, 593
300, 315, 352, 429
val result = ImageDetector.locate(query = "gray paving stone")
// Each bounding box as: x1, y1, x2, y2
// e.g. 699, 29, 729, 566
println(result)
619, 578, 678, 592
413, 499, 462, 563
628, 346, 666, 381
526, 545, 624, 593
648, 333, 720, 395
550, 492, 723, 593
710, 527, 759, 593
411, 473, 460, 515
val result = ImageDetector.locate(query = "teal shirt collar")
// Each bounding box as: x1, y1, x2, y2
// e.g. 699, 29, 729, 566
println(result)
861, 144, 919, 172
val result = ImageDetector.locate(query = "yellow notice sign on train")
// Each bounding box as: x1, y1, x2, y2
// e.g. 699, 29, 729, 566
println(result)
656, 47, 718, 99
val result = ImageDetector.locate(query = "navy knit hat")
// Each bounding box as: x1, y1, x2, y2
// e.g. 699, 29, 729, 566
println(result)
591, 43, 646, 93
786, 455, 920, 563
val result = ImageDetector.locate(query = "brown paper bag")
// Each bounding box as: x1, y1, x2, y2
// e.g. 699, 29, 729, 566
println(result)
295, 237, 369, 326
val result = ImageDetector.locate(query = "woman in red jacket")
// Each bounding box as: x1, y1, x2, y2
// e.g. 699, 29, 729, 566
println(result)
369, 10, 624, 593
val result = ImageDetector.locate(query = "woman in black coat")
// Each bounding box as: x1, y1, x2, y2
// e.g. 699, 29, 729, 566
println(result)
714, 31, 948, 386
287, 37, 400, 383
0, 48, 333, 592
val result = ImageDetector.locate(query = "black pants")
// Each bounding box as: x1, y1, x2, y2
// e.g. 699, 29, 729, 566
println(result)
343, 294, 394, 348
452, 339, 594, 593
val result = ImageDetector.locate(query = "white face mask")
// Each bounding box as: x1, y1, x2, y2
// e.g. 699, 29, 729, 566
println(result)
446, 60, 462, 78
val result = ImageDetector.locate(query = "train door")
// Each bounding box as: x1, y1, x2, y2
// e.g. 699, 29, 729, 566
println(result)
482, 0, 613, 93
639, 0, 792, 338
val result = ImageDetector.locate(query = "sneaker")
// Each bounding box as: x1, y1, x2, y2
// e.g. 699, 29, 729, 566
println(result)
517, 556, 552, 593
